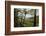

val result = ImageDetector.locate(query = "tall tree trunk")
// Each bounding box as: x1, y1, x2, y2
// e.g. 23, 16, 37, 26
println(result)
23, 9, 27, 24
34, 9, 36, 26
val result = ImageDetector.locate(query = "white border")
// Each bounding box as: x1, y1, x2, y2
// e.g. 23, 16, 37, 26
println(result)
11, 5, 42, 31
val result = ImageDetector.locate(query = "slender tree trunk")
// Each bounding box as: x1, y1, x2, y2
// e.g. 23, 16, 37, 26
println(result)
34, 9, 36, 26
23, 10, 27, 24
